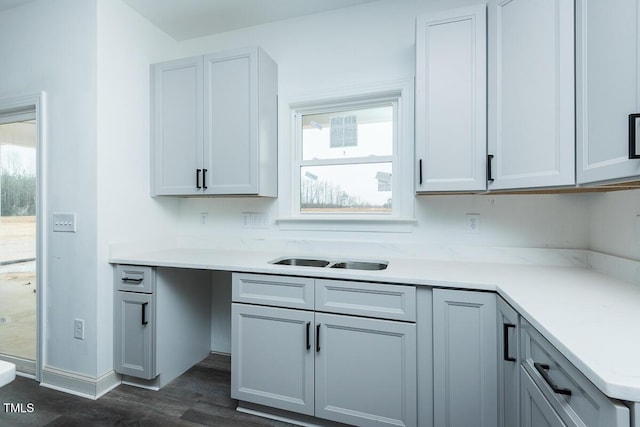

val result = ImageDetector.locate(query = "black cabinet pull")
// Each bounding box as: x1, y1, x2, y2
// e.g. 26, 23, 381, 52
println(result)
196, 169, 202, 189
419, 159, 423, 185
629, 114, 640, 159
503, 324, 516, 362
202, 169, 208, 189
141, 302, 148, 326
316, 323, 321, 352
306, 322, 311, 350
534, 363, 571, 396
487, 154, 495, 182
121, 277, 143, 284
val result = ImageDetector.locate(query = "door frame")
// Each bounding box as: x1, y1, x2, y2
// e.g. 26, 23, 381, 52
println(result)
0, 92, 46, 381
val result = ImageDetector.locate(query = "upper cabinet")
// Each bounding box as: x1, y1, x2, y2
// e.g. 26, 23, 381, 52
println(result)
151, 47, 278, 197
576, 0, 640, 184
416, 1, 576, 193
415, 5, 487, 193
487, 0, 575, 190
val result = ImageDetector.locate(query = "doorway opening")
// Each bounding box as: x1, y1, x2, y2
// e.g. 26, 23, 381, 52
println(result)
0, 95, 44, 379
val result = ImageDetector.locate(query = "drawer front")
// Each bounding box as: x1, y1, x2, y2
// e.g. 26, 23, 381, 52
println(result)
232, 273, 314, 310
520, 319, 629, 427
115, 265, 155, 293
315, 279, 416, 321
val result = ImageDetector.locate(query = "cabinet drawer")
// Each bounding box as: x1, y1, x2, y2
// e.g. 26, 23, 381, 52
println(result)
520, 319, 629, 427
115, 265, 155, 293
232, 273, 314, 310
315, 279, 416, 322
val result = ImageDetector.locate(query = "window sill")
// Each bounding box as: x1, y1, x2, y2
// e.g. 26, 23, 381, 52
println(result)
275, 216, 416, 233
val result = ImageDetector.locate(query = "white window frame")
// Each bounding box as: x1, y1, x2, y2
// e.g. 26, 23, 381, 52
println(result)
277, 79, 415, 232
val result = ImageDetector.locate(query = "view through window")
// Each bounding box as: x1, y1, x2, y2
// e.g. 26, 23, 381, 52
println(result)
298, 104, 395, 214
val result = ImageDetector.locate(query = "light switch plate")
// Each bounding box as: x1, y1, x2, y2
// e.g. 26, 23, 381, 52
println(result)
53, 212, 77, 232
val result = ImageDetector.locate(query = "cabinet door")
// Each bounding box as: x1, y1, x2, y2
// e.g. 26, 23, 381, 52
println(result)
576, 0, 640, 183
314, 313, 417, 427
114, 291, 155, 379
488, 0, 574, 190
415, 5, 487, 192
151, 56, 204, 196
433, 289, 497, 427
497, 298, 519, 427
231, 303, 315, 416
204, 49, 258, 195
521, 367, 568, 427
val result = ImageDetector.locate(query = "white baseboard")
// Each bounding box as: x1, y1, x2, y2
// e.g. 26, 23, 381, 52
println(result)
40, 366, 121, 400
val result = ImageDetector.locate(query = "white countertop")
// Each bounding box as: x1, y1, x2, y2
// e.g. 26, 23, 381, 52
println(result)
110, 242, 640, 403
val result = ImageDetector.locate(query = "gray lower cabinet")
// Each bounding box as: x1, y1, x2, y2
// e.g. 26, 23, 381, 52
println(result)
520, 367, 566, 427
432, 288, 498, 427
115, 290, 155, 379
498, 297, 520, 427
114, 265, 212, 389
520, 318, 629, 427
231, 273, 417, 427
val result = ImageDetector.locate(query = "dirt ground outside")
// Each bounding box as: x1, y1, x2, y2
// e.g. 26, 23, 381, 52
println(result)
0, 216, 36, 361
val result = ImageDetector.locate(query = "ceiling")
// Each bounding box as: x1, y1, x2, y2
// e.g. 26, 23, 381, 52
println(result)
121, 0, 380, 40
0, 0, 380, 41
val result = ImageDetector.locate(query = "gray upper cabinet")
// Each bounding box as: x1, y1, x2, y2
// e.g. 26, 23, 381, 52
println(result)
576, 0, 640, 184
415, 4, 487, 193
151, 47, 277, 197
487, 0, 575, 190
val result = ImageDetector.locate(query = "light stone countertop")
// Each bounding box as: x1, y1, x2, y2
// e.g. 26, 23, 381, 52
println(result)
109, 240, 640, 403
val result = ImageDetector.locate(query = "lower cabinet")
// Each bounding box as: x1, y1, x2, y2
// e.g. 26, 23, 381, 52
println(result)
231, 273, 417, 427
498, 297, 520, 427
114, 265, 212, 389
520, 367, 566, 427
520, 318, 629, 427
432, 289, 498, 427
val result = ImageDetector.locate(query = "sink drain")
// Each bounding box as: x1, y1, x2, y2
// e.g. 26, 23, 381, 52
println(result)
0, 316, 11, 324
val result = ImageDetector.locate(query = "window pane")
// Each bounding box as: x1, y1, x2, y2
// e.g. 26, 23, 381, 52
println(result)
300, 163, 392, 214
302, 105, 393, 160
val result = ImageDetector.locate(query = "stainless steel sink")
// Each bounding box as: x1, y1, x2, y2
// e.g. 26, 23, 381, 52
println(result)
272, 258, 330, 267
270, 257, 388, 270
330, 261, 388, 271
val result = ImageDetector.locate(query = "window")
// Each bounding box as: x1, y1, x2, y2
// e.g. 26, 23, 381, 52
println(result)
286, 80, 414, 227
299, 104, 394, 214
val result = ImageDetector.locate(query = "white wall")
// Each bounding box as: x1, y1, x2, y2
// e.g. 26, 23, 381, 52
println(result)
171, 0, 591, 251
589, 190, 640, 260
96, 0, 179, 376
0, 0, 98, 375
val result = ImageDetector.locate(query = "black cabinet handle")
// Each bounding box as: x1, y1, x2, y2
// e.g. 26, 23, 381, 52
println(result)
316, 323, 321, 352
141, 302, 148, 326
306, 322, 311, 350
196, 169, 202, 189
419, 159, 423, 185
629, 114, 640, 159
487, 154, 495, 182
534, 363, 571, 396
202, 169, 208, 190
503, 324, 516, 362
121, 277, 143, 284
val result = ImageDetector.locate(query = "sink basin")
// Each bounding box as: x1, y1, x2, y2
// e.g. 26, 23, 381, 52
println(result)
330, 261, 388, 271
273, 258, 330, 267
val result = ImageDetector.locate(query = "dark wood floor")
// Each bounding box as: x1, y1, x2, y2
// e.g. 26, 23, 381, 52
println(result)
0, 354, 297, 426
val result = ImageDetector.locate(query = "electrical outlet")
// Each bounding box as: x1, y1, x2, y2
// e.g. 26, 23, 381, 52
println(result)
74, 319, 85, 340
466, 213, 481, 234
242, 212, 269, 229
53, 212, 77, 232
200, 212, 208, 226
